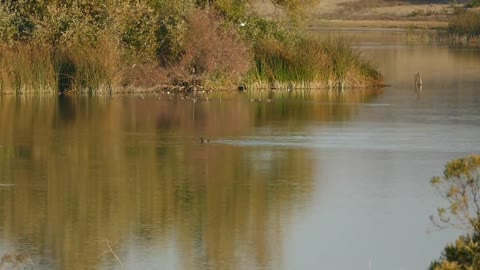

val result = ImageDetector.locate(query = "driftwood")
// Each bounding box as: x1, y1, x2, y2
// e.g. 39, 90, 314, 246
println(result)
102, 239, 123, 266
414, 72, 422, 86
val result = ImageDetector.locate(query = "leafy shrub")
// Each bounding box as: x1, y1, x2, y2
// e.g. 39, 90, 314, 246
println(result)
430, 231, 480, 270
430, 155, 480, 270
430, 155, 480, 230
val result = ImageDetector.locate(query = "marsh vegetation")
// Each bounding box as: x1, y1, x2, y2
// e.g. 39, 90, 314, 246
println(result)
406, 7, 480, 46
448, 9, 480, 37
0, 0, 382, 94
2, 28, 480, 269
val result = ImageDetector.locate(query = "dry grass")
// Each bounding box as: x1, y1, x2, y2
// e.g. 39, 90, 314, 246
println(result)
249, 36, 382, 89
0, 44, 57, 93
0, 38, 121, 94
449, 9, 480, 36
56, 37, 121, 93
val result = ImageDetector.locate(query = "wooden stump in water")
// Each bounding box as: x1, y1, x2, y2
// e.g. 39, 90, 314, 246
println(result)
414, 72, 423, 97
414, 72, 422, 86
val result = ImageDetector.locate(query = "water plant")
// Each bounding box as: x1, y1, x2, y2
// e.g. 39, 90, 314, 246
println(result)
249, 36, 382, 89
0, 44, 56, 93
448, 9, 480, 37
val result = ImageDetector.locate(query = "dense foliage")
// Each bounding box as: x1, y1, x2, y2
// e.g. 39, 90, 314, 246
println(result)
0, 0, 381, 93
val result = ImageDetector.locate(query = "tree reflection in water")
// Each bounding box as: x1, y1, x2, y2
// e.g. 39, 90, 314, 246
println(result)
0, 89, 382, 269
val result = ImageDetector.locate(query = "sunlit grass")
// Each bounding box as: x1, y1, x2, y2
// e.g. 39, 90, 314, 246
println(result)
248, 36, 382, 90
0, 36, 381, 93
56, 38, 120, 94
0, 44, 57, 93
0, 38, 120, 94
448, 10, 480, 36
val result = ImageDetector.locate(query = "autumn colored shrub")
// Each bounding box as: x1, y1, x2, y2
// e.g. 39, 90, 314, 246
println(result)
170, 10, 251, 89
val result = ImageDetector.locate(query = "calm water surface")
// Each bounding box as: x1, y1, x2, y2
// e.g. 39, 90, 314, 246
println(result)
1, 30, 480, 270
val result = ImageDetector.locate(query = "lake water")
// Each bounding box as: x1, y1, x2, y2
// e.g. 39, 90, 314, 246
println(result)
1, 29, 480, 270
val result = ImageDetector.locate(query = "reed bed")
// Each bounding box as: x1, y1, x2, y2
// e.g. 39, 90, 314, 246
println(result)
445, 9, 480, 46
55, 39, 120, 94
406, 10, 480, 47
249, 37, 382, 90
448, 10, 480, 37
0, 45, 56, 93
0, 39, 120, 94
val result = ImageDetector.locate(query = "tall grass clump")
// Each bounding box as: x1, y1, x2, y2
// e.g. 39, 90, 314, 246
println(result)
0, 41, 120, 94
0, 44, 57, 93
54, 38, 120, 93
250, 36, 382, 89
448, 10, 480, 37
316, 37, 382, 88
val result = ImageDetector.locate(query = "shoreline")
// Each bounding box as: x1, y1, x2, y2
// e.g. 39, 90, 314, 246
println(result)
301, 0, 462, 30
307, 19, 449, 30
1, 1, 471, 94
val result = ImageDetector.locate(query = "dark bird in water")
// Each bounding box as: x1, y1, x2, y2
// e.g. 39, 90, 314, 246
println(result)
200, 137, 210, 144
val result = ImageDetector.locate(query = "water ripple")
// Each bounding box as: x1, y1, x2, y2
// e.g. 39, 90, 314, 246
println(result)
217, 122, 479, 154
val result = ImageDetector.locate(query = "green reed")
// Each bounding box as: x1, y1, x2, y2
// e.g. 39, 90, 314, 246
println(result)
248, 36, 382, 90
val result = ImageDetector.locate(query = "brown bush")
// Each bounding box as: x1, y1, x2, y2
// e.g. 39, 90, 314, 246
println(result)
172, 9, 252, 89
121, 64, 168, 89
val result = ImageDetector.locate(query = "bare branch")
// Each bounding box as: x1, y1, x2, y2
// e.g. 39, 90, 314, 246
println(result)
103, 239, 123, 266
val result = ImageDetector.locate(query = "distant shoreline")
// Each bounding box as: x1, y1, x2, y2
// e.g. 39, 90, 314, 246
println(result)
295, 0, 474, 30
307, 19, 449, 30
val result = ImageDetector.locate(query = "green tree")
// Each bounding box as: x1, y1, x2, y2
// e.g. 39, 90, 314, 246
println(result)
430, 155, 480, 270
